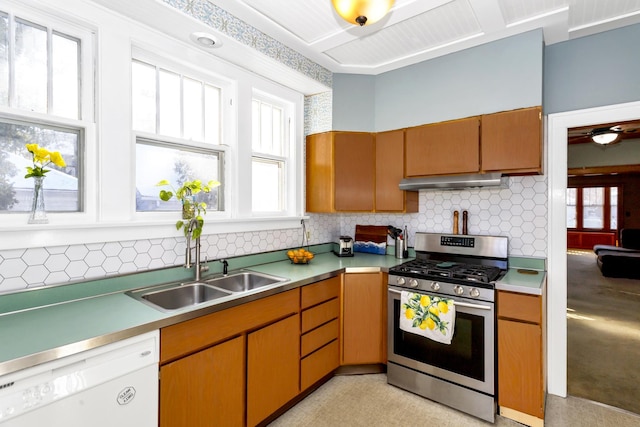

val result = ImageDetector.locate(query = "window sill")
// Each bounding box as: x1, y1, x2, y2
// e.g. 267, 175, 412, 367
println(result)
0, 216, 308, 251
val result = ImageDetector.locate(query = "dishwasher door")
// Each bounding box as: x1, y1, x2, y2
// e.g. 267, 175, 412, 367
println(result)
0, 330, 159, 427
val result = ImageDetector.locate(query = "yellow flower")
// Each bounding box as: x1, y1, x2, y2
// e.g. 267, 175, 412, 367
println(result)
50, 151, 66, 167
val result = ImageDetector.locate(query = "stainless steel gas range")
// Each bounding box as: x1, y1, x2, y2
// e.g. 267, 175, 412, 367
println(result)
387, 232, 508, 423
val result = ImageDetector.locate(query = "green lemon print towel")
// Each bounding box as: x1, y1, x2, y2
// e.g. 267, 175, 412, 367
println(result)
400, 291, 456, 344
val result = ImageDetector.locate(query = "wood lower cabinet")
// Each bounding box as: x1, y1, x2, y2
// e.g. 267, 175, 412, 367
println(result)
498, 289, 546, 426
342, 272, 387, 365
247, 314, 300, 426
300, 276, 341, 390
160, 336, 245, 427
481, 106, 542, 174
405, 116, 480, 177
159, 290, 299, 427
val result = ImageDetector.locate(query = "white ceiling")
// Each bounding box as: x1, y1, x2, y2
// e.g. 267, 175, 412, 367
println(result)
88, 0, 640, 94
214, 0, 640, 74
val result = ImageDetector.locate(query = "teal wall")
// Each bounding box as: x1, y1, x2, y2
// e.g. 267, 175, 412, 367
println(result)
332, 29, 544, 132
332, 74, 376, 131
544, 23, 640, 114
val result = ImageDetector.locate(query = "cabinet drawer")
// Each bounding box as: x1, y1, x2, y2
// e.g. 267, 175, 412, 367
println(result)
301, 319, 339, 357
497, 291, 541, 324
301, 276, 341, 309
301, 340, 339, 391
301, 298, 339, 333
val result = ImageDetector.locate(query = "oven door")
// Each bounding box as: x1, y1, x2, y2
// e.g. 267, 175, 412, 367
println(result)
387, 286, 494, 395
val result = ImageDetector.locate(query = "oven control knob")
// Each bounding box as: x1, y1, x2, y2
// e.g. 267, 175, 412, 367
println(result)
430, 282, 440, 291
408, 279, 419, 288
469, 288, 480, 298
396, 277, 406, 286
453, 285, 464, 295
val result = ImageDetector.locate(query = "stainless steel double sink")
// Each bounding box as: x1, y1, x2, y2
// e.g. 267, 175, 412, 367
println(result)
127, 271, 288, 312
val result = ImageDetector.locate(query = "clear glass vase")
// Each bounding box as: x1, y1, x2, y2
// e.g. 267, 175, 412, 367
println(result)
28, 176, 49, 224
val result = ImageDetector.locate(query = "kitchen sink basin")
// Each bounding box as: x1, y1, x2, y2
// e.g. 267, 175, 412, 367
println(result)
205, 271, 287, 293
131, 282, 233, 311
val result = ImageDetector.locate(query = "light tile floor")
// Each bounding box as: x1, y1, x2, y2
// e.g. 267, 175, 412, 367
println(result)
269, 374, 640, 427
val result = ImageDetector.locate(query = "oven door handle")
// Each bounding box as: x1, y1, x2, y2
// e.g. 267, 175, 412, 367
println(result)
388, 288, 492, 311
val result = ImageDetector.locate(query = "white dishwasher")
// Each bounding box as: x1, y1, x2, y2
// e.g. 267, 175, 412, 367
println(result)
0, 330, 159, 426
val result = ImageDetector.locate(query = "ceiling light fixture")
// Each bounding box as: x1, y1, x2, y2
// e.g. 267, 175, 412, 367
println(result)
591, 132, 619, 145
190, 32, 220, 48
332, 0, 395, 26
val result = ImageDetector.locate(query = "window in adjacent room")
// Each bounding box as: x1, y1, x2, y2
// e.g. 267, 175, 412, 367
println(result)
566, 185, 619, 231
251, 97, 289, 213
132, 58, 224, 213
0, 9, 88, 214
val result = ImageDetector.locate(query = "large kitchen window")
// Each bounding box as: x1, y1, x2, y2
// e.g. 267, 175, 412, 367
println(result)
132, 57, 224, 213
567, 186, 619, 231
0, 7, 92, 216
251, 96, 290, 213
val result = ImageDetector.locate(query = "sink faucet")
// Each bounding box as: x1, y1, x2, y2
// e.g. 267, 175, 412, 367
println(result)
185, 218, 208, 281
220, 259, 229, 276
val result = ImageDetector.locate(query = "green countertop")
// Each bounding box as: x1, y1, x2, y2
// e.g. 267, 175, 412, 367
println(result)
495, 256, 547, 296
0, 247, 546, 376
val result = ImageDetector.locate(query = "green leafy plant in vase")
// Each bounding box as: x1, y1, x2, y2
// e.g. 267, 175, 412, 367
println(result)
156, 179, 220, 239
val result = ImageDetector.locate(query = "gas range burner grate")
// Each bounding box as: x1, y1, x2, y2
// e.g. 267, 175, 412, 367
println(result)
391, 260, 502, 283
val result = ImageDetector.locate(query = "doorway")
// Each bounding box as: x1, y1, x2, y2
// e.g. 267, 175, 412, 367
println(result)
547, 100, 640, 399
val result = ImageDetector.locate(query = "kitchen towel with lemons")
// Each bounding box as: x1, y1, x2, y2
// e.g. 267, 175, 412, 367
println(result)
400, 291, 456, 344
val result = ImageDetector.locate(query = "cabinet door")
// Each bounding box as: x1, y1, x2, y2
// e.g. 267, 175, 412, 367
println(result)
342, 273, 385, 364
405, 117, 480, 177
375, 130, 418, 212
306, 132, 334, 213
247, 314, 300, 426
160, 336, 244, 427
498, 319, 543, 418
481, 106, 542, 174
334, 132, 375, 211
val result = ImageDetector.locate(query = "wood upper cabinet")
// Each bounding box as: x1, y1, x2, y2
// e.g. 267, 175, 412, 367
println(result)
342, 272, 387, 365
306, 131, 415, 213
405, 116, 480, 177
497, 290, 545, 423
481, 106, 542, 174
334, 132, 375, 211
160, 336, 245, 427
375, 130, 418, 213
247, 314, 300, 427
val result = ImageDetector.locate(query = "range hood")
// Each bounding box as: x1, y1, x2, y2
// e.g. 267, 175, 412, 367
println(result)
399, 173, 508, 191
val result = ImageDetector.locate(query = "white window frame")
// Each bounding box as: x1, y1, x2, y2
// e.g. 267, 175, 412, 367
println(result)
0, 1, 96, 230
250, 92, 292, 215
0, 0, 306, 250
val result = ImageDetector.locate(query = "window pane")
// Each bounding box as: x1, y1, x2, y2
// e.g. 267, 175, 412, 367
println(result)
252, 158, 282, 212
583, 187, 603, 229
566, 188, 577, 228
0, 13, 8, 107
132, 61, 156, 133
183, 78, 203, 141
15, 19, 47, 113
260, 103, 272, 153
158, 69, 181, 138
0, 121, 80, 212
251, 99, 260, 150
610, 187, 618, 230
204, 84, 220, 144
52, 32, 79, 119
272, 106, 282, 156
136, 142, 221, 212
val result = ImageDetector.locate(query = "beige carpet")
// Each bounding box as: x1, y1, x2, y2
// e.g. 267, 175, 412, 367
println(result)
567, 249, 640, 414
